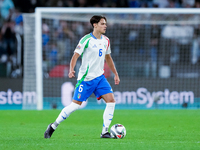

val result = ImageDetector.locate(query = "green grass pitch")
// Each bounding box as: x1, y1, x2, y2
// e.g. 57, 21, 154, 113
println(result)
0, 109, 200, 150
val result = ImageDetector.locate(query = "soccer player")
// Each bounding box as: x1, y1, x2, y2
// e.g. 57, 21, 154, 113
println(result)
44, 15, 120, 138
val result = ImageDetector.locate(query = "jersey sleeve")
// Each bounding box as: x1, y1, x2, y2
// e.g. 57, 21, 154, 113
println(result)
105, 37, 111, 54
106, 43, 111, 54
74, 36, 88, 55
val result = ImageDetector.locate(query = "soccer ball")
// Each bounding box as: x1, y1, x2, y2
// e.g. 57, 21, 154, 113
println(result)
110, 124, 126, 139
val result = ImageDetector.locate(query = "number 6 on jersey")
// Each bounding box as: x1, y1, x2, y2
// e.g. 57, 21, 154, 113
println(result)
99, 49, 102, 57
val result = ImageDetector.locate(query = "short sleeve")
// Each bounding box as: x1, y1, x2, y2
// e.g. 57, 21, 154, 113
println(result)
74, 35, 90, 55
106, 44, 111, 54
105, 37, 111, 54
74, 41, 85, 55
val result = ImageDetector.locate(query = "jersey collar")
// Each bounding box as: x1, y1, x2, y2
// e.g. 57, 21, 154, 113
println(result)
90, 32, 102, 39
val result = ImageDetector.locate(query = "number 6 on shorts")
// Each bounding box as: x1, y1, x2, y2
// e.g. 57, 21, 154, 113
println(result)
79, 84, 83, 92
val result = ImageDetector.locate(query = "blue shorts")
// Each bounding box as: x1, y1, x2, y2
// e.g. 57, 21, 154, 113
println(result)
73, 74, 113, 102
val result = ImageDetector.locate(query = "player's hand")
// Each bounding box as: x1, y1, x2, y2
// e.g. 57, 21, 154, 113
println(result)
114, 74, 120, 85
68, 70, 75, 78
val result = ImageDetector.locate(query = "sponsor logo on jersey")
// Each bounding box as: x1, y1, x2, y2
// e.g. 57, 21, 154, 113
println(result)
76, 45, 81, 50
92, 44, 97, 48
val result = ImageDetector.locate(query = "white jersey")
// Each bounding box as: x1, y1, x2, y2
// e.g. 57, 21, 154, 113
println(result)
74, 33, 111, 81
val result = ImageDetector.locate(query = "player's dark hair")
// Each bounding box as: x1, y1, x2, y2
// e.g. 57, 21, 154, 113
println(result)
90, 15, 107, 28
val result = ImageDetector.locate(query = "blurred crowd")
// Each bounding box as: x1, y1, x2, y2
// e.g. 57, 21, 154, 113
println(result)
1, 0, 200, 78
4, 0, 200, 10
41, 12, 200, 78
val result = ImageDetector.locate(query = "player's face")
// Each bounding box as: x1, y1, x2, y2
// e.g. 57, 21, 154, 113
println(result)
96, 19, 107, 34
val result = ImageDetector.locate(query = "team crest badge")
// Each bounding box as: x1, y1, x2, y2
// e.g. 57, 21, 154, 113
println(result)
78, 93, 81, 99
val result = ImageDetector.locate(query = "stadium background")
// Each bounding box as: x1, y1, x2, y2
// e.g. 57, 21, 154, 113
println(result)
1, 0, 200, 110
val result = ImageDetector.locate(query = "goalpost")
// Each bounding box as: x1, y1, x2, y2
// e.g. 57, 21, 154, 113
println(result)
23, 8, 200, 110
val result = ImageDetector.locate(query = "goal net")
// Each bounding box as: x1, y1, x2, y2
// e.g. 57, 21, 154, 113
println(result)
23, 8, 200, 110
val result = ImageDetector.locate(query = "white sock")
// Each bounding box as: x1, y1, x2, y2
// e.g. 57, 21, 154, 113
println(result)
102, 103, 115, 134
51, 102, 80, 130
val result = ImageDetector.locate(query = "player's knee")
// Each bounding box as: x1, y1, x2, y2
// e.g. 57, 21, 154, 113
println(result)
107, 98, 115, 103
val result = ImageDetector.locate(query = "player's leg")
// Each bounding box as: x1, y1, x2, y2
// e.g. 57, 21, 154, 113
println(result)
93, 75, 115, 138
101, 93, 115, 138
52, 100, 82, 129
44, 79, 95, 138
44, 100, 82, 138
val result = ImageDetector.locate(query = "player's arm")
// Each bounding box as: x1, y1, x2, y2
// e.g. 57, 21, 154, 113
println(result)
105, 54, 120, 85
68, 52, 80, 78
